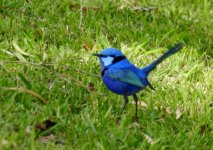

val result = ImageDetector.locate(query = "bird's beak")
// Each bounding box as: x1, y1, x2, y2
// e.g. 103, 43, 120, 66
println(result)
92, 53, 100, 57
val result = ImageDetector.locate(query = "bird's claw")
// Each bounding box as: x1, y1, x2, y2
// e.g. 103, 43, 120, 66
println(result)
116, 116, 121, 125
133, 116, 139, 123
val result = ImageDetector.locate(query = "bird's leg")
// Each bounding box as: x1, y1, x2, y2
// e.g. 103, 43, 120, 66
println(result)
121, 95, 129, 115
117, 95, 129, 122
133, 94, 139, 122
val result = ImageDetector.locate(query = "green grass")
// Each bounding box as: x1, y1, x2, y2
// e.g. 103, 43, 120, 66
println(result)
0, 0, 212, 149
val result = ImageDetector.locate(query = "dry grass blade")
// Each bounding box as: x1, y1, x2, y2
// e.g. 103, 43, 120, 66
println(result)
130, 100, 148, 108
2, 87, 48, 104
142, 133, 155, 145
82, 6, 100, 12
176, 107, 184, 120
163, 107, 172, 114
12, 40, 34, 57
13, 52, 27, 62
37, 134, 56, 143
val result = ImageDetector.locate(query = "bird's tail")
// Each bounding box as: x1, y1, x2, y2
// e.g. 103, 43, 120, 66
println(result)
142, 43, 184, 74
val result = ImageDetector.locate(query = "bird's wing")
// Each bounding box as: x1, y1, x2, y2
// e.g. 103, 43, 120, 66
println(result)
107, 68, 146, 88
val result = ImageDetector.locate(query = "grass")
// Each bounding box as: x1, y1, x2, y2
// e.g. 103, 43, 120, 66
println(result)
0, 0, 212, 149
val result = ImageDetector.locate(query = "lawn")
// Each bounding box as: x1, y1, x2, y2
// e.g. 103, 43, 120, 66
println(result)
0, 0, 212, 149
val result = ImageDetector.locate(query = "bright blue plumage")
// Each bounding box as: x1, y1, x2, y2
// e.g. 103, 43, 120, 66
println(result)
93, 43, 184, 121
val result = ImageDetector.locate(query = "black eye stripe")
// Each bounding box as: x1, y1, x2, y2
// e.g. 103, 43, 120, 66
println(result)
99, 54, 105, 57
112, 56, 126, 63
100, 55, 125, 59
101, 55, 126, 77
100, 55, 126, 64
109, 55, 116, 57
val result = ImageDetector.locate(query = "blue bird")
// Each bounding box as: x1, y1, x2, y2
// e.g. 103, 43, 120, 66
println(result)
93, 43, 183, 121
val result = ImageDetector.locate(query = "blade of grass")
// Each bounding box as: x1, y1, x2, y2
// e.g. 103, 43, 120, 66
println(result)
2, 87, 48, 104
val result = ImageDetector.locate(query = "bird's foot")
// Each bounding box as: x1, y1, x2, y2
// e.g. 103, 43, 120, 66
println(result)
133, 116, 139, 123
116, 116, 121, 125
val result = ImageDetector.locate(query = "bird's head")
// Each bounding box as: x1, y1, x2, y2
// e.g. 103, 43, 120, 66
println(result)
93, 48, 126, 68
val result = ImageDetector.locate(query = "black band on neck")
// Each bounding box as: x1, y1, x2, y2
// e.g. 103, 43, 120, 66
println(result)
101, 68, 108, 77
